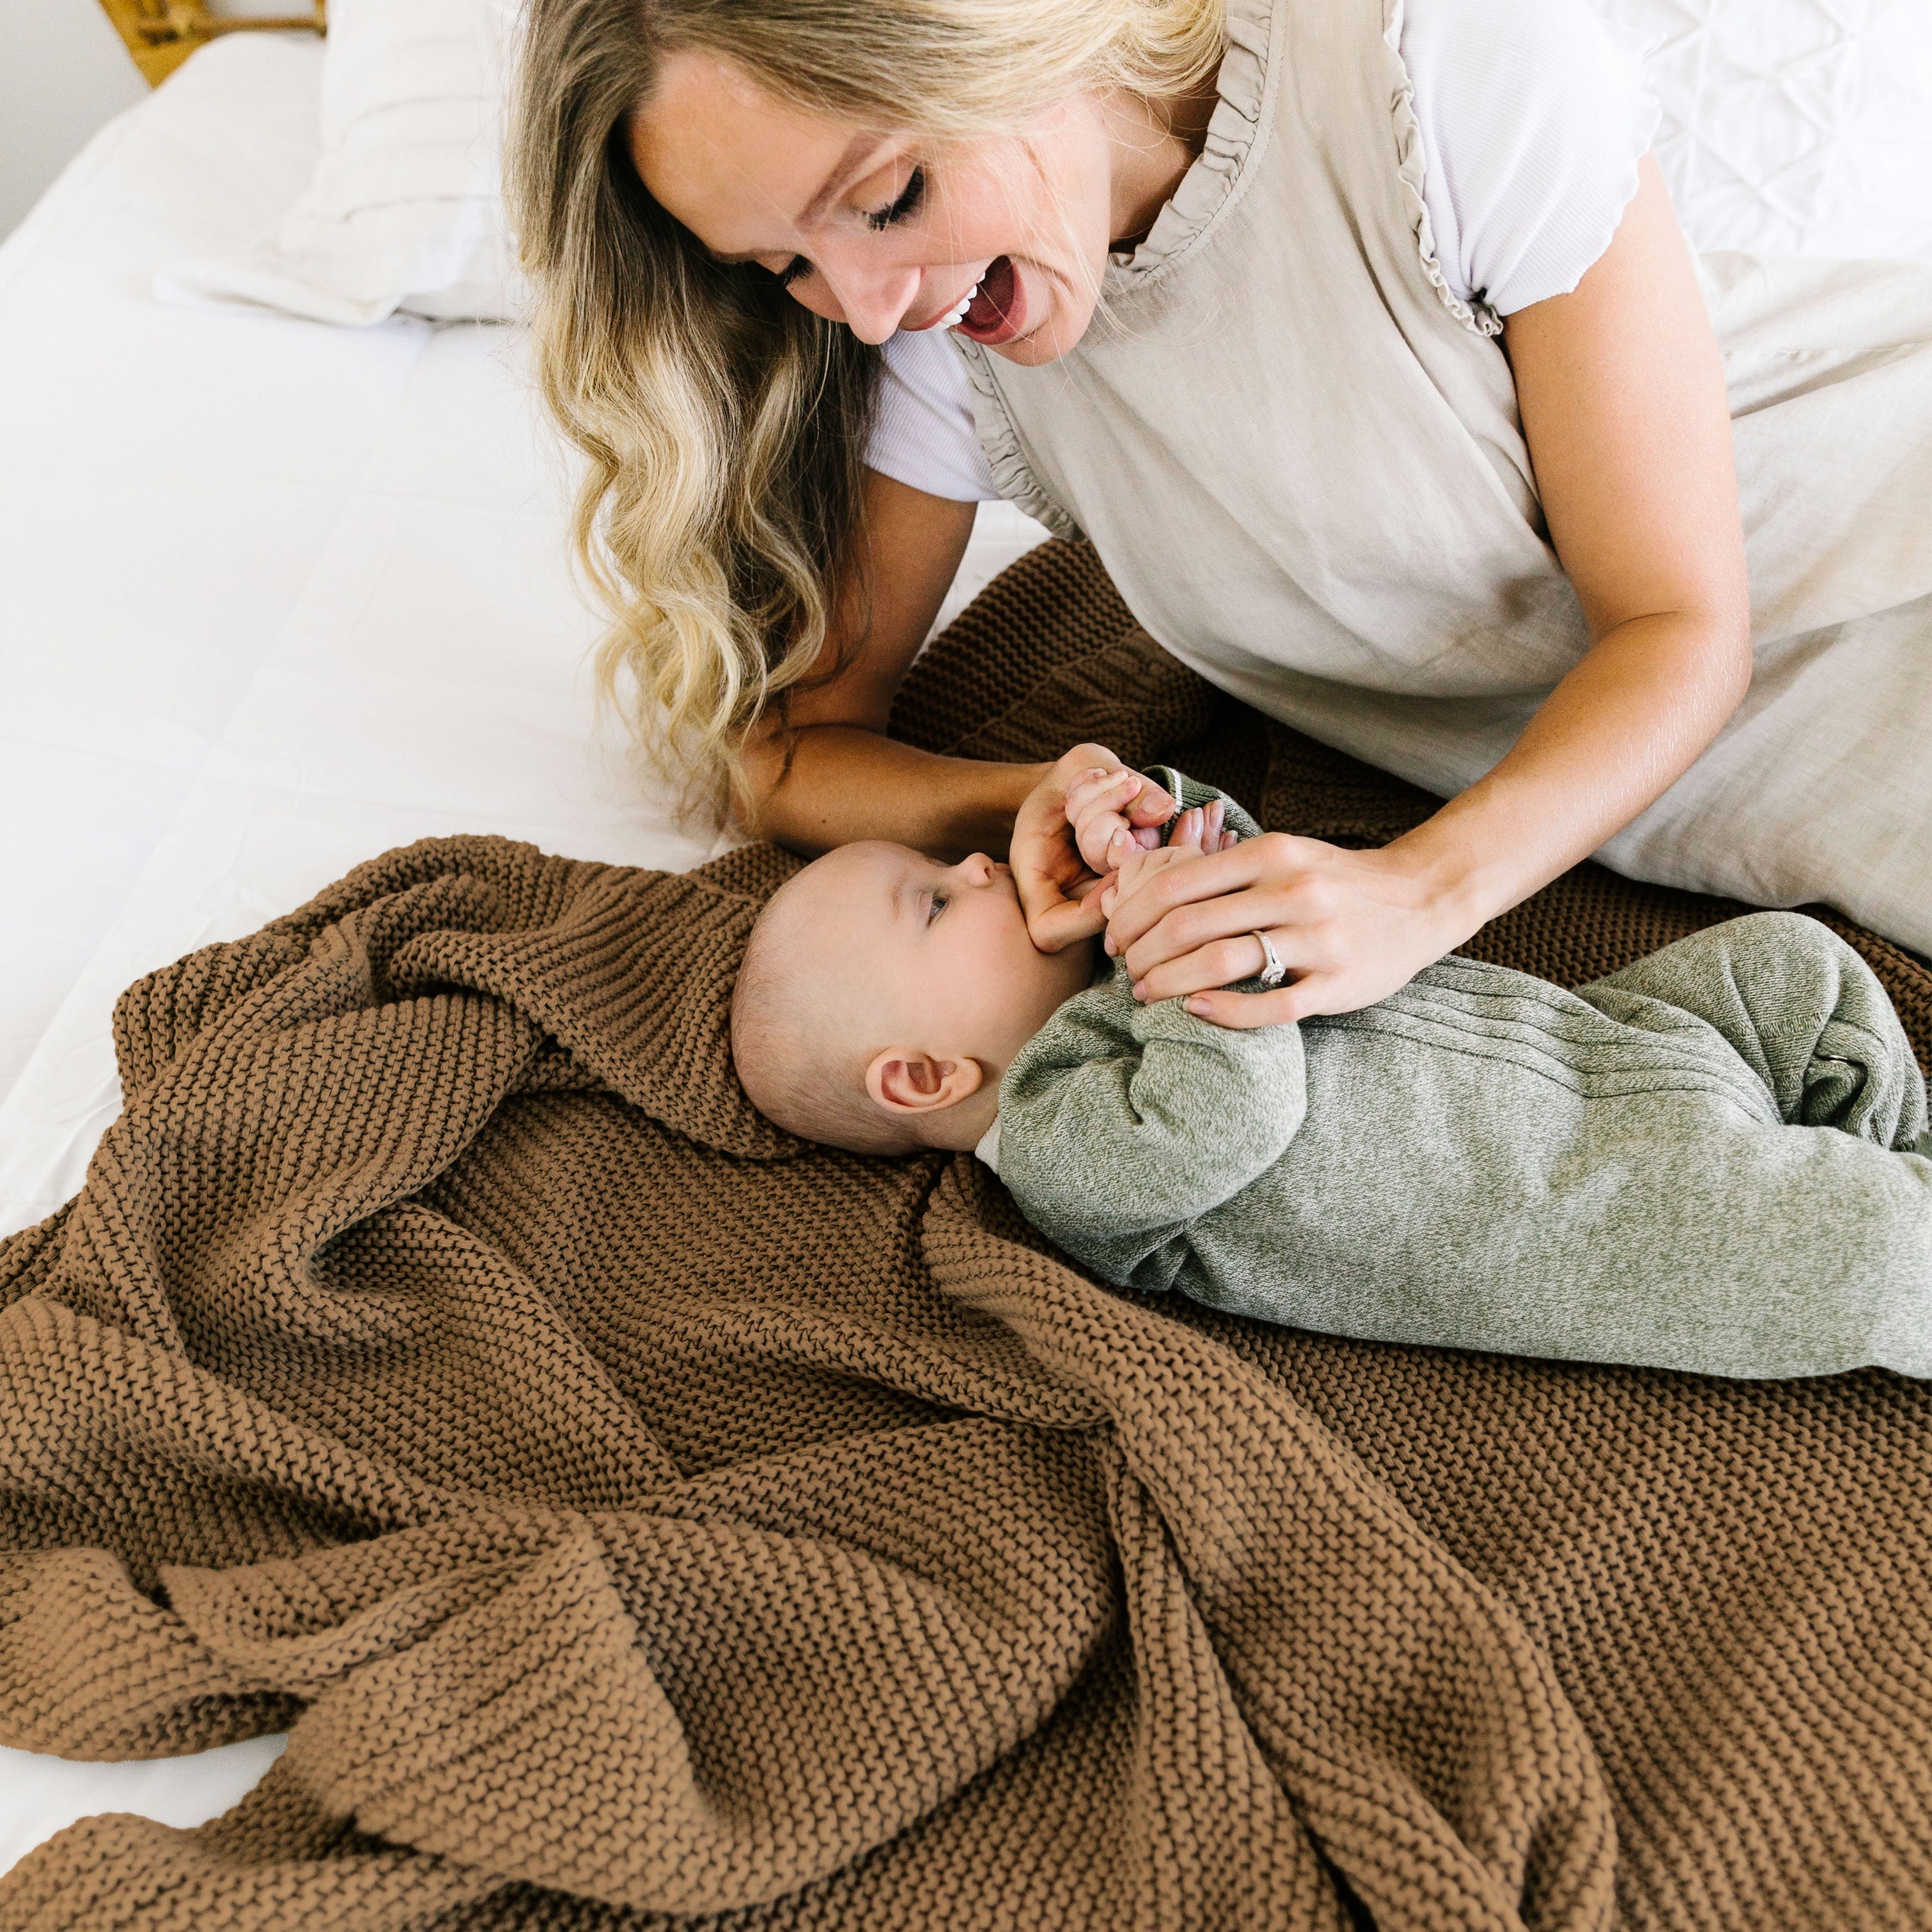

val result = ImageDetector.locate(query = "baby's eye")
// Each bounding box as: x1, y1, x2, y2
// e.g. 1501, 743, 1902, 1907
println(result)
926, 890, 948, 924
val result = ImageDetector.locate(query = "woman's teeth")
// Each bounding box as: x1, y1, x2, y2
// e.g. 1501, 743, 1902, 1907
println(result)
942, 279, 981, 328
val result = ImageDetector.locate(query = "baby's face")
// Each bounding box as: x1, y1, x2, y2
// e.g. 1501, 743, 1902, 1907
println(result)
793, 841, 1096, 1065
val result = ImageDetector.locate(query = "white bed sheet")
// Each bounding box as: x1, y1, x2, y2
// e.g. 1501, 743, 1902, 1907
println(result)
0, 38, 1047, 1242
0, 36, 1046, 1877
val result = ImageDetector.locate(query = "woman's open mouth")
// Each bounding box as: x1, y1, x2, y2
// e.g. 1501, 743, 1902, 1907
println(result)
952, 256, 1026, 348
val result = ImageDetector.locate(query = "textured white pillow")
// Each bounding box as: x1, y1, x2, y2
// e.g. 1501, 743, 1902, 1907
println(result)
1591, 0, 1932, 262
158, 0, 522, 326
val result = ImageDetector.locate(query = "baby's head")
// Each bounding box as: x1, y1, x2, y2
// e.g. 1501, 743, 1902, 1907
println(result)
731, 842, 1097, 1155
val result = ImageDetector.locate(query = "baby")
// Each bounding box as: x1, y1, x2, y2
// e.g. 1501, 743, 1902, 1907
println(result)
732, 769, 1932, 1379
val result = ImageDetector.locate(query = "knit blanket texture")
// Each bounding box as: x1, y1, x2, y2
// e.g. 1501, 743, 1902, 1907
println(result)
4, 538, 1931, 1932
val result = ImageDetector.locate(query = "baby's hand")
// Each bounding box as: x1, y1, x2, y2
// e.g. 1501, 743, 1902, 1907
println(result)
1065, 766, 1173, 875
1097, 802, 1232, 922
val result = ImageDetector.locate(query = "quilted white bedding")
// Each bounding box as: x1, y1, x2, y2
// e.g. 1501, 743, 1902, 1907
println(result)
1600, 0, 1932, 262
1, 0, 1927, 1884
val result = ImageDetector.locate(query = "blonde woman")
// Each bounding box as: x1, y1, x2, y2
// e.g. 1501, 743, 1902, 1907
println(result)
510, 0, 1932, 1028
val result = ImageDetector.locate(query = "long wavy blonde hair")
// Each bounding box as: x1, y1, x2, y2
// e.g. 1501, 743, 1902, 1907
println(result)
507, 0, 1226, 819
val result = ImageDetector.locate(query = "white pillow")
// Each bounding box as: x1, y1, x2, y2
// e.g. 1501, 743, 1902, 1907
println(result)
1591, 0, 1932, 263
162, 0, 1931, 328
158, 0, 522, 326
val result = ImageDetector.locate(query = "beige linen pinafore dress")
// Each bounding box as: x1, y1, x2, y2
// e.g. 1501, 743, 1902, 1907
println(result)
954, 0, 1932, 954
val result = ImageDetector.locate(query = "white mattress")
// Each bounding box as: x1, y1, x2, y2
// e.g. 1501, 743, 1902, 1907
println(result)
0, 35, 1047, 1877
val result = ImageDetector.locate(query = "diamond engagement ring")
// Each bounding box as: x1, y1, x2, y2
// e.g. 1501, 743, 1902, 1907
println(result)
1252, 929, 1287, 988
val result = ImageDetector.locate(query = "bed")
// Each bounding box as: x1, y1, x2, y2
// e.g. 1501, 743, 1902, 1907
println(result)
0, 33, 1050, 1238
2, 0, 1927, 1886
0, 32, 1052, 1870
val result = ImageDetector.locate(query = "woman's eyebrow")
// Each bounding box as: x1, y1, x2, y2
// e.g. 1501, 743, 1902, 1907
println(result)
703, 133, 887, 265
798, 134, 883, 225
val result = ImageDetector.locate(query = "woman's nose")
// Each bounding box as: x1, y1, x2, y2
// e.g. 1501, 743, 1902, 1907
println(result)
810, 256, 923, 345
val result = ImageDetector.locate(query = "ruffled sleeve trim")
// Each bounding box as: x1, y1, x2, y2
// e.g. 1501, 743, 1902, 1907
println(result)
1383, 0, 1504, 339
1384, 0, 1665, 328
954, 337, 1084, 538
1522, 88, 1662, 309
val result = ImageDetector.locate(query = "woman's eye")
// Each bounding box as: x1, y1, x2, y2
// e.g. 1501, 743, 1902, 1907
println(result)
775, 256, 811, 288
865, 164, 926, 233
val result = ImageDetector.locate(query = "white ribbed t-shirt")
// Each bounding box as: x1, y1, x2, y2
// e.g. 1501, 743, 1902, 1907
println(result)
869, 0, 1656, 502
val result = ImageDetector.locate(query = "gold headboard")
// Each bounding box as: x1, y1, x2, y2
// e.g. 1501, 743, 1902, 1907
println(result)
95, 0, 326, 88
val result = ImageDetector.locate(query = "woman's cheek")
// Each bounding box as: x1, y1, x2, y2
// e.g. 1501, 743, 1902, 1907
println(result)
927, 173, 1019, 269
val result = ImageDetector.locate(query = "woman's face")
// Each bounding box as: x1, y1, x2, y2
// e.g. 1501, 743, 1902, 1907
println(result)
629, 52, 1170, 366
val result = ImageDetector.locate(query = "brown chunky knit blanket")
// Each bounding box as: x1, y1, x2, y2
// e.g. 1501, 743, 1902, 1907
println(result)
4, 539, 1931, 1932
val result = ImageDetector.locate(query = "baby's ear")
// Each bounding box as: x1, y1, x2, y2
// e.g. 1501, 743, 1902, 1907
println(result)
866, 1049, 985, 1117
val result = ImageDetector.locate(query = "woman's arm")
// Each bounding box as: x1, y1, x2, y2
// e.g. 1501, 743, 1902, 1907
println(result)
1405, 151, 1752, 927
742, 468, 1037, 858
744, 469, 1177, 909
1105, 155, 1755, 1025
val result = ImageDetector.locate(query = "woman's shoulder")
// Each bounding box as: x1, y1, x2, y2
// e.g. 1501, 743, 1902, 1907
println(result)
1397, 0, 1661, 318
868, 329, 1000, 504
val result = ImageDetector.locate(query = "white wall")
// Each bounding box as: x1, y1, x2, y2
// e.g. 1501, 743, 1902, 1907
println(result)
0, 1, 314, 240
0, 0, 149, 240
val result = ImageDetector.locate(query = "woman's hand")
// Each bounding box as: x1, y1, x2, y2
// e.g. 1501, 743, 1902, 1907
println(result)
1012, 747, 1178, 952
1102, 832, 1475, 1027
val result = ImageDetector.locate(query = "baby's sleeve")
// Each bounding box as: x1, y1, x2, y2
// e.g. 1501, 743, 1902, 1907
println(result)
996, 964, 1306, 1294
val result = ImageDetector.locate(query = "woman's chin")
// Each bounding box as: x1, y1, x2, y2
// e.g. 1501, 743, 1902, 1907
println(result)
990, 319, 1083, 366
994, 272, 1095, 366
